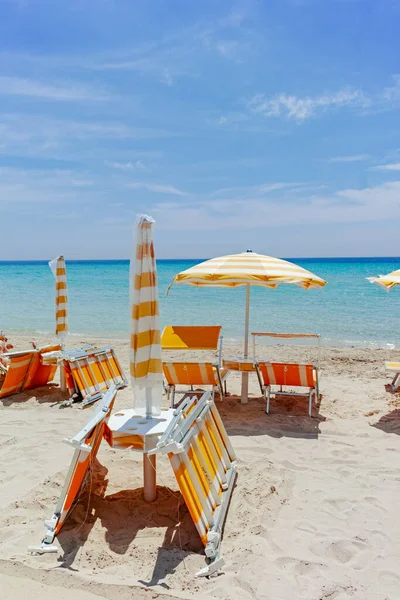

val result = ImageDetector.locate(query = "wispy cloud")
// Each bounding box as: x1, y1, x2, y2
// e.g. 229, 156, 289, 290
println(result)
247, 87, 368, 121
327, 154, 370, 163
149, 180, 400, 231
0, 76, 109, 101
107, 160, 147, 170
371, 162, 400, 171
126, 182, 188, 196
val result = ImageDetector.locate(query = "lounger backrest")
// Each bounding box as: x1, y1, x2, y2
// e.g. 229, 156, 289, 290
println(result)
0, 351, 35, 398
24, 344, 61, 389
258, 362, 316, 388
155, 391, 236, 573
163, 361, 218, 386
161, 326, 222, 350
66, 348, 127, 400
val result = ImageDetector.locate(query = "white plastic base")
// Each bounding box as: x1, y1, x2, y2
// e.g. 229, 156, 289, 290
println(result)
28, 543, 58, 555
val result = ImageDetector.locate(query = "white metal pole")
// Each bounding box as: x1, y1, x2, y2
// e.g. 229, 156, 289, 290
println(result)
241, 284, 251, 404
143, 452, 157, 502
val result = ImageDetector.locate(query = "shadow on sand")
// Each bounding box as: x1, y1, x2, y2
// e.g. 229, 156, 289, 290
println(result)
56, 459, 201, 589
0, 383, 65, 407
372, 407, 400, 435
216, 393, 326, 439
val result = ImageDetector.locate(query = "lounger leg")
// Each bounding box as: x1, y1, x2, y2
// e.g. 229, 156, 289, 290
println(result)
265, 387, 271, 414
170, 387, 175, 409
391, 373, 400, 392
308, 391, 312, 417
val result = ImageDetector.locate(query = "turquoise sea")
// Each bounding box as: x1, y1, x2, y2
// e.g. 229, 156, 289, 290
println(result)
0, 258, 399, 349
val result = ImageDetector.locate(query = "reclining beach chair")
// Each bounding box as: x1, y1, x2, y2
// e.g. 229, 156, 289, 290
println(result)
384, 361, 400, 391
0, 344, 61, 399
161, 325, 229, 408
41, 345, 128, 407
255, 361, 320, 416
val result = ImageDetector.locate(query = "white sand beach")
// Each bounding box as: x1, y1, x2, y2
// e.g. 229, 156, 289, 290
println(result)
1, 334, 400, 599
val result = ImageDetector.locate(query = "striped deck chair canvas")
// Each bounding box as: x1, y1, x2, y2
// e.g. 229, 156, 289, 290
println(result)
161, 325, 229, 407
24, 345, 61, 390
256, 361, 320, 416
154, 391, 237, 577
30, 386, 117, 553
0, 351, 36, 398
63, 348, 127, 407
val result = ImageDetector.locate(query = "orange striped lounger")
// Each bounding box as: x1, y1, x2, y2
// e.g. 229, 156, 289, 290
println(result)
0, 345, 61, 399
161, 325, 229, 408
256, 361, 320, 416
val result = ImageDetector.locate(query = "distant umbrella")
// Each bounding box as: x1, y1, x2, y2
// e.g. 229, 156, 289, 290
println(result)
48, 255, 68, 343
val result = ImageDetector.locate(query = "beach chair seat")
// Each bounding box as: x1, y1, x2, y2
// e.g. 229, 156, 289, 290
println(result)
163, 361, 229, 407
161, 325, 229, 407
255, 361, 320, 416
61, 346, 128, 407
384, 361, 400, 391
0, 345, 61, 399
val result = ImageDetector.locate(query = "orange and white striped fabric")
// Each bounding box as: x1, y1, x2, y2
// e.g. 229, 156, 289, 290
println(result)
258, 362, 316, 388
163, 362, 228, 387
171, 251, 327, 289
154, 391, 237, 576
36, 386, 117, 549
49, 256, 68, 341
367, 269, 400, 290
130, 215, 163, 416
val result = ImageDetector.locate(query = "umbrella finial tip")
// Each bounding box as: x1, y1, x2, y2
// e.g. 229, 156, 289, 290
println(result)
246, 249, 253, 253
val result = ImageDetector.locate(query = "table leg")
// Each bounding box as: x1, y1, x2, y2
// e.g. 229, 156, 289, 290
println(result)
241, 371, 249, 404
143, 452, 157, 502
60, 360, 67, 393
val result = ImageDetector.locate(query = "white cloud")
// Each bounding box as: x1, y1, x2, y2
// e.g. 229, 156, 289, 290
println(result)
248, 87, 368, 121
108, 160, 147, 170
382, 74, 400, 104
0, 76, 109, 101
327, 154, 370, 163
371, 162, 400, 171
126, 182, 187, 196
149, 180, 400, 231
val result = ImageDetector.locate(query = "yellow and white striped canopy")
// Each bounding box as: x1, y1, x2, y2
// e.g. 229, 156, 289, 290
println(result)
368, 269, 400, 290
48, 255, 68, 342
130, 215, 163, 416
172, 251, 327, 289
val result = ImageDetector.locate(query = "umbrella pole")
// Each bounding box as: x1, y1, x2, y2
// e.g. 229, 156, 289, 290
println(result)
241, 284, 251, 404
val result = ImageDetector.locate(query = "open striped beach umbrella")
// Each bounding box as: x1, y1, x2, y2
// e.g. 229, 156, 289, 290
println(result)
48, 256, 68, 343
170, 250, 326, 402
367, 269, 400, 290
130, 215, 163, 417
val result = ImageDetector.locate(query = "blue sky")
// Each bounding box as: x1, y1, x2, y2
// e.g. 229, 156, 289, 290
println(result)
1, 0, 400, 259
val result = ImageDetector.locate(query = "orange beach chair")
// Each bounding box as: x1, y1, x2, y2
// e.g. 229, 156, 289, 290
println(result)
255, 361, 320, 416
0, 345, 60, 399
161, 325, 229, 407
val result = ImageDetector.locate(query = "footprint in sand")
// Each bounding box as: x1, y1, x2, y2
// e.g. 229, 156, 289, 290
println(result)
275, 555, 327, 575
310, 537, 372, 568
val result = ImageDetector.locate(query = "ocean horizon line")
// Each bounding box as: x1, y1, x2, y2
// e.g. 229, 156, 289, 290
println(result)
1, 256, 400, 265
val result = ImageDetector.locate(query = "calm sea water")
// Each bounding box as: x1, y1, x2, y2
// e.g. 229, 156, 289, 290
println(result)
0, 258, 399, 348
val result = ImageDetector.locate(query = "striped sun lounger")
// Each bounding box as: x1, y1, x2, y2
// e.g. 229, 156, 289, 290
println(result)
0, 345, 61, 399
255, 361, 320, 416
161, 325, 229, 407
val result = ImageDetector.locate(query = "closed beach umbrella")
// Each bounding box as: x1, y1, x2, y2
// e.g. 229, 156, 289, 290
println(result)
48, 255, 68, 343
367, 269, 400, 290
130, 215, 163, 418
170, 250, 326, 402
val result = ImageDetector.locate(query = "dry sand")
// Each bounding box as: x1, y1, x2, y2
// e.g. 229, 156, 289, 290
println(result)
1, 334, 400, 599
